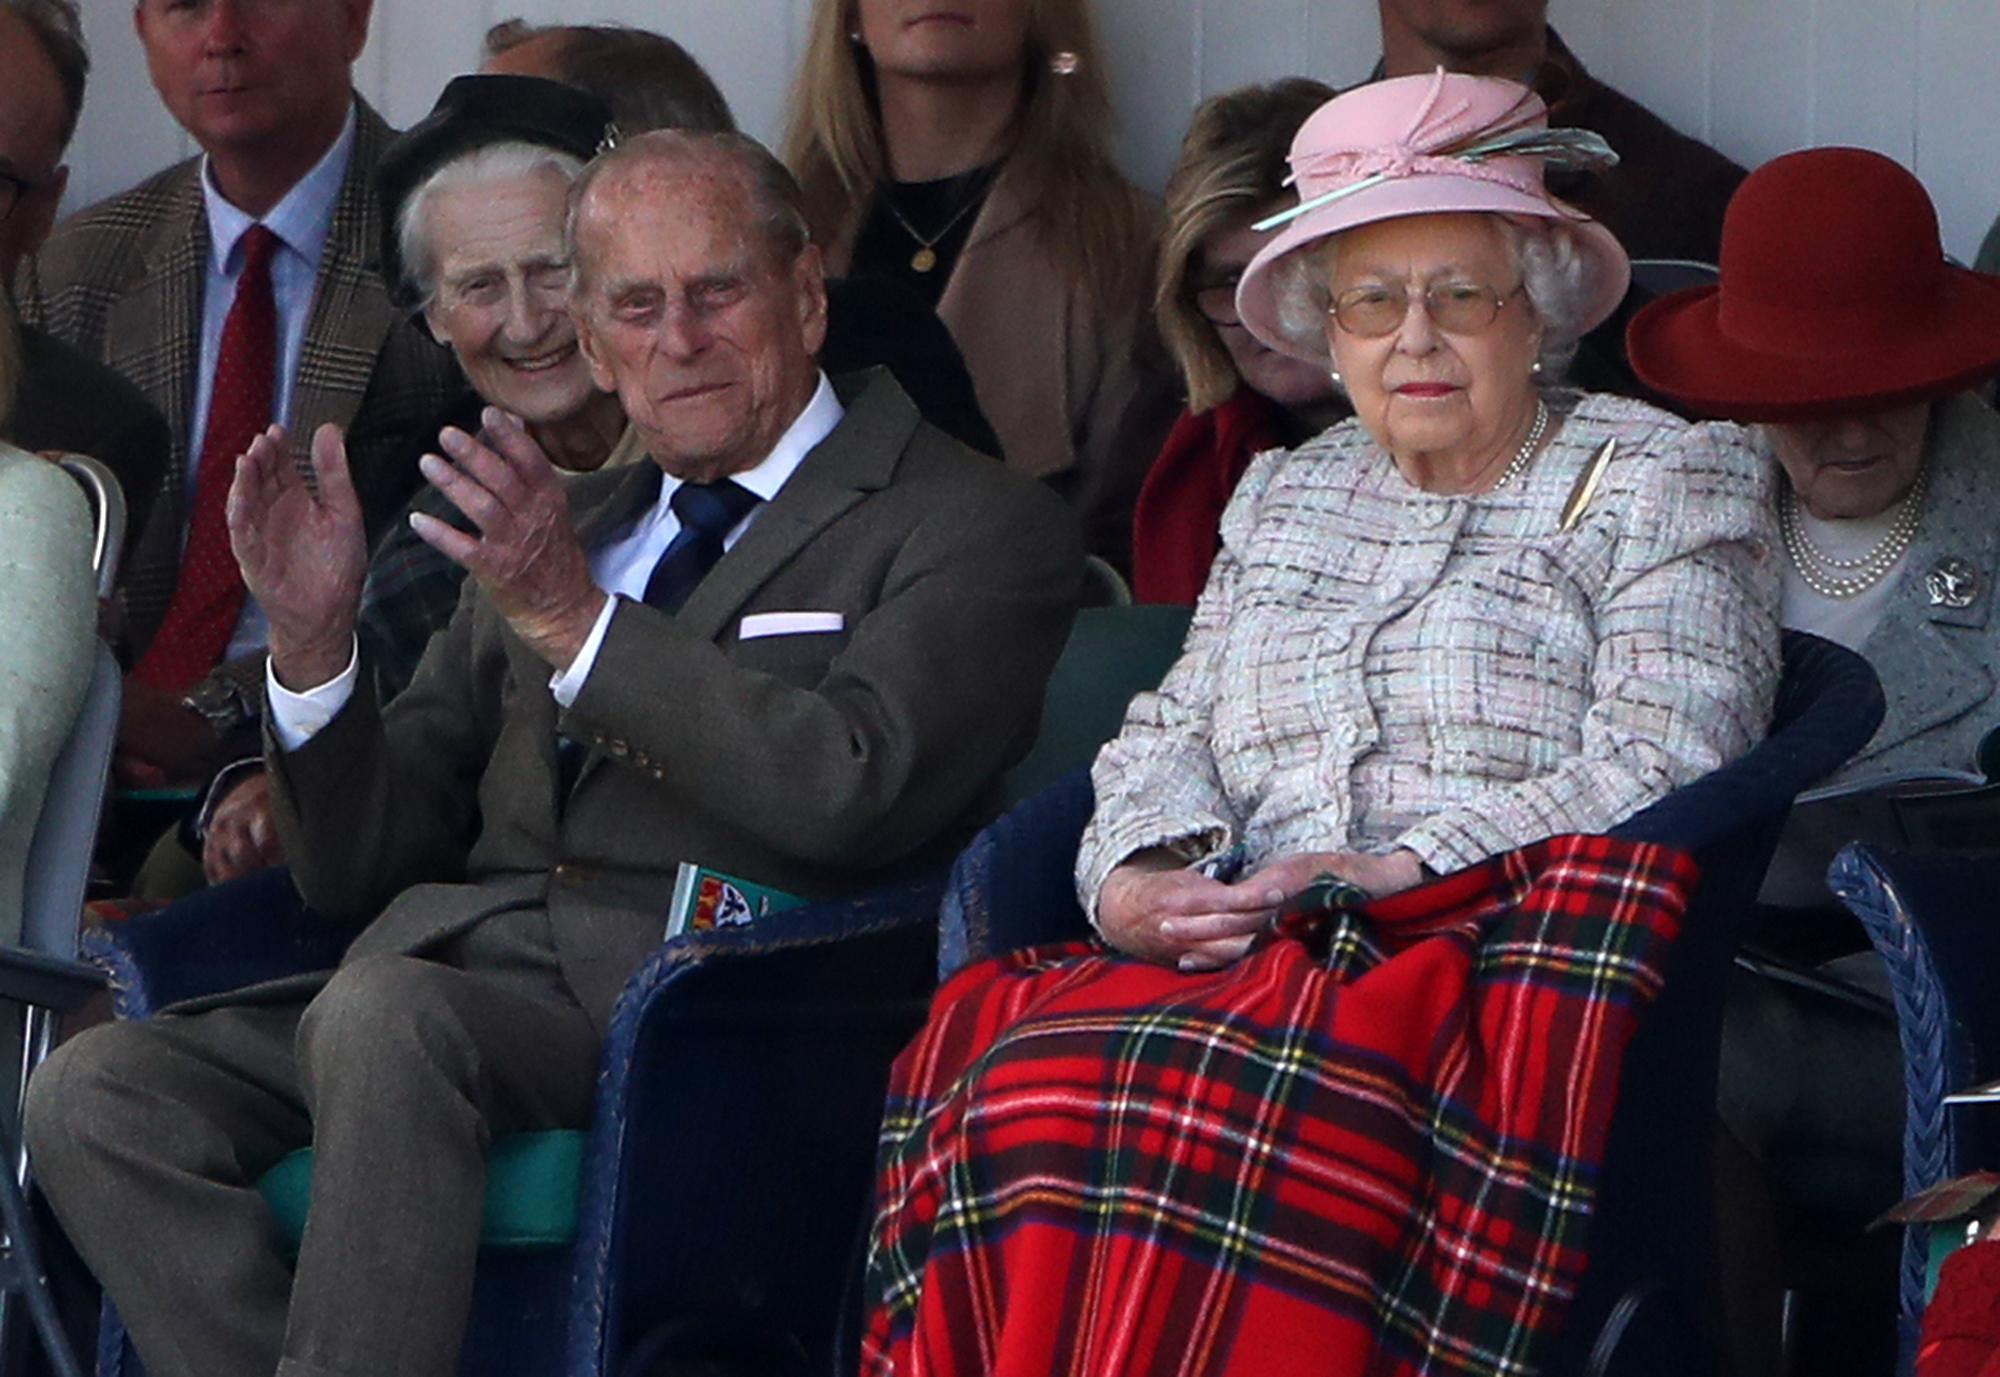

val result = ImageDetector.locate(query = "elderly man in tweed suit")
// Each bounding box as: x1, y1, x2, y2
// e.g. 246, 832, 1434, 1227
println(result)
19, 0, 457, 791
24, 128, 1081, 1377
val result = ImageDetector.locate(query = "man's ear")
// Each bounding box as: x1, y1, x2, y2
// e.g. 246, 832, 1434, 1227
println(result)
417, 297, 448, 347
574, 300, 619, 394
334, 0, 376, 62
793, 242, 828, 359
19, 165, 66, 260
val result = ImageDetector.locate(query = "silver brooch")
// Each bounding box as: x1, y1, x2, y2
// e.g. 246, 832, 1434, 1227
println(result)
1927, 556, 1980, 609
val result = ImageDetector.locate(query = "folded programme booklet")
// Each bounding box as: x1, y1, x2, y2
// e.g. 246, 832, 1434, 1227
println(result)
665, 863, 805, 938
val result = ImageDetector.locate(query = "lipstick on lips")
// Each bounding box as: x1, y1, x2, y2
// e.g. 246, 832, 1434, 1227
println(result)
1394, 383, 1458, 398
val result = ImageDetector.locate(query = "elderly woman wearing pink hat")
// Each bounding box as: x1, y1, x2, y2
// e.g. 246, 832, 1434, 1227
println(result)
860, 73, 1782, 1377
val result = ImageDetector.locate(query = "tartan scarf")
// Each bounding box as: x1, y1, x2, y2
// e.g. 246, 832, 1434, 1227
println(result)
863, 832, 1694, 1377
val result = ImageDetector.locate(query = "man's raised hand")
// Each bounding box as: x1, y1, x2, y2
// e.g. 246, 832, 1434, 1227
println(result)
226, 423, 366, 691
409, 407, 606, 671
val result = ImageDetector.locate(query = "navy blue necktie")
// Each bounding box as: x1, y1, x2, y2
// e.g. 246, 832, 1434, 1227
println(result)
644, 478, 762, 613
559, 477, 762, 802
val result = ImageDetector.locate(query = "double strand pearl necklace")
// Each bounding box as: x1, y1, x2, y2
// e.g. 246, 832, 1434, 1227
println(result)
1487, 400, 1550, 491
1779, 468, 1929, 599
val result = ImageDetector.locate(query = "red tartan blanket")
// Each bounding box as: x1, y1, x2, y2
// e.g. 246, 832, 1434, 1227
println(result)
862, 833, 1696, 1377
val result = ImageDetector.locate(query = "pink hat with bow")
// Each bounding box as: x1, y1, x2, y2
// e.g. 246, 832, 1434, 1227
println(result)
1235, 71, 1632, 364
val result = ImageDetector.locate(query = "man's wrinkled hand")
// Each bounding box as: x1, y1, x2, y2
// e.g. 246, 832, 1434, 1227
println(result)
410, 408, 606, 671
227, 423, 366, 692
202, 769, 284, 884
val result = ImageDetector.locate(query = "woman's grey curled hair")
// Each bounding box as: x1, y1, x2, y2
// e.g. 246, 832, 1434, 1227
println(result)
396, 141, 587, 310
1268, 214, 1607, 379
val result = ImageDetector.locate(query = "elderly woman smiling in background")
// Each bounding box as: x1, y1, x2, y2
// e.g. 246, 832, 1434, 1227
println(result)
195, 74, 625, 885
862, 73, 1781, 1377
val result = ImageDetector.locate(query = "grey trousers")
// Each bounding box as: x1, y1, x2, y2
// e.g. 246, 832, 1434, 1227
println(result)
22, 906, 601, 1377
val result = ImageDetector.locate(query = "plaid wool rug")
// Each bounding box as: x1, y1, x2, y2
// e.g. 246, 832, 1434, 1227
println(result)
862, 832, 1695, 1377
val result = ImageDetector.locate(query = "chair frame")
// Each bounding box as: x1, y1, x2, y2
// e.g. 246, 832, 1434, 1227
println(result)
939, 631, 1885, 1377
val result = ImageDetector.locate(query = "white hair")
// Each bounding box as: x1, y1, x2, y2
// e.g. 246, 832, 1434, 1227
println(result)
397, 140, 586, 309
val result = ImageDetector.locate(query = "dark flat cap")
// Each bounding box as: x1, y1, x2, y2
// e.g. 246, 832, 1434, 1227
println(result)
376, 73, 615, 309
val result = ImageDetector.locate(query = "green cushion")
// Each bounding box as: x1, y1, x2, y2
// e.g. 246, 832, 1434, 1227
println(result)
1001, 604, 1194, 805
256, 1129, 587, 1256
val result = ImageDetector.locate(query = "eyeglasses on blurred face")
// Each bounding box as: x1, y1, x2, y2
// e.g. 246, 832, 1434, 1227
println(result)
1328, 279, 1525, 338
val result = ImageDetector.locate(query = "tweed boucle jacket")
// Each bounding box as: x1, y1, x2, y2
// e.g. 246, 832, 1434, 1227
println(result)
1079, 391, 1783, 903
19, 100, 460, 676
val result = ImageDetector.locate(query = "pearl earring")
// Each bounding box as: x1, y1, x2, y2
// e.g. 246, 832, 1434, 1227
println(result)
1049, 50, 1080, 75
1329, 369, 1343, 387
1531, 359, 1544, 377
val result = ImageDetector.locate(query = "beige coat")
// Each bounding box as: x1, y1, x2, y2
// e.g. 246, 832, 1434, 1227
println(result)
1079, 392, 1783, 905
832, 165, 1178, 567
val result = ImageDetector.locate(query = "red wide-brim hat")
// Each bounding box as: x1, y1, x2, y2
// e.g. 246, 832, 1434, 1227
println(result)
1627, 146, 2000, 422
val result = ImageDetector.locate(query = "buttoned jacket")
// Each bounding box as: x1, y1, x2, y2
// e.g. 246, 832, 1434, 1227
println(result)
268, 371, 1083, 1030
19, 99, 459, 667
1078, 392, 1783, 904
1829, 393, 2000, 783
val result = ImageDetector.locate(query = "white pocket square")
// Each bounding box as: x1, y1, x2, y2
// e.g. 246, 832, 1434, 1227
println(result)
738, 611, 845, 640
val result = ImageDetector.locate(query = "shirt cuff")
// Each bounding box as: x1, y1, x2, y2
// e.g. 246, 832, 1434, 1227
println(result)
549, 594, 620, 708
266, 640, 360, 752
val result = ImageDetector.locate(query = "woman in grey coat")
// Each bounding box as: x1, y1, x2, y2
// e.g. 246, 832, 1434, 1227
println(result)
1630, 144, 2000, 1377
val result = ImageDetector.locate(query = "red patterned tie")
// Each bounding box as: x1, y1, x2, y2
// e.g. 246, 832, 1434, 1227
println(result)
134, 223, 280, 692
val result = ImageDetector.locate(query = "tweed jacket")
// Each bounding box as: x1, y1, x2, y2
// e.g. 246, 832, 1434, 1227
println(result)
267, 372, 1084, 1031
1078, 391, 1782, 904
7, 325, 172, 556
1818, 393, 2000, 784
831, 163, 1178, 569
19, 99, 460, 670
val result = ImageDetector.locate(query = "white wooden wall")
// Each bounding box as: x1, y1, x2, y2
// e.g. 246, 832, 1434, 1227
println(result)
56, 0, 2000, 261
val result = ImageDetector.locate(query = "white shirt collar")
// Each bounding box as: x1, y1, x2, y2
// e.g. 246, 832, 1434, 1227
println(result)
705, 371, 844, 504
201, 101, 357, 272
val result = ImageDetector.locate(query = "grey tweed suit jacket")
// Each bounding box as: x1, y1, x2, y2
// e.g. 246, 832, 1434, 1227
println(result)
19, 98, 459, 670
265, 371, 1084, 1030
1830, 392, 2000, 784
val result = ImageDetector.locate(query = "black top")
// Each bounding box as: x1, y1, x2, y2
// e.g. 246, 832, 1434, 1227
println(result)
848, 165, 999, 309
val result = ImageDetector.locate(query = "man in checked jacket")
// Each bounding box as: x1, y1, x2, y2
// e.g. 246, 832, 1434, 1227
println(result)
18, 0, 457, 792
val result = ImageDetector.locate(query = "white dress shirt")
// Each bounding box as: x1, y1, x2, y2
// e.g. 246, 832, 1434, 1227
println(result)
197, 105, 357, 660
269, 373, 846, 751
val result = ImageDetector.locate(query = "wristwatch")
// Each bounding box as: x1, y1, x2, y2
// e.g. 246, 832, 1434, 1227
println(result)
180, 677, 254, 736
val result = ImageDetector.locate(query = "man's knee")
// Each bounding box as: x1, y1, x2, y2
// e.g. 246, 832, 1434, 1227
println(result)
26, 1022, 178, 1191
295, 955, 482, 1103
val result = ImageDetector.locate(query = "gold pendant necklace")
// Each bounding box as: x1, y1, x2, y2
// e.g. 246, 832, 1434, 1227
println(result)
884, 193, 982, 274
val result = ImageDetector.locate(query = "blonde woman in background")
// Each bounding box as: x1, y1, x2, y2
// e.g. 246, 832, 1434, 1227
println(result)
1131, 77, 1345, 604
784, 0, 1176, 568
0, 286, 98, 942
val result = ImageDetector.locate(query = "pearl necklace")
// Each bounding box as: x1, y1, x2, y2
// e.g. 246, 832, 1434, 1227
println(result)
1487, 400, 1550, 491
1779, 468, 1928, 599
